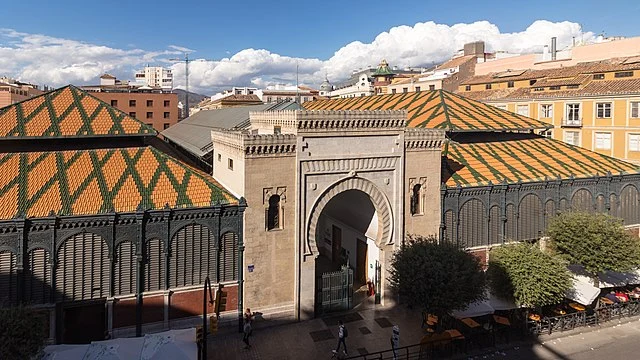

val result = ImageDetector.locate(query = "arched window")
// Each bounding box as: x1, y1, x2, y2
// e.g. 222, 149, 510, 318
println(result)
169, 224, 215, 288
266, 195, 281, 230
0, 251, 18, 306
518, 194, 543, 241
410, 184, 422, 215
459, 199, 487, 247
145, 238, 165, 292
620, 185, 639, 225
220, 232, 239, 282
26, 248, 52, 304
114, 241, 136, 296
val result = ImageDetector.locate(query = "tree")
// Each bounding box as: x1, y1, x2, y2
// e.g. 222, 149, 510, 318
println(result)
388, 235, 485, 319
487, 242, 572, 308
0, 306, 47, 360
547, 212, 640, 283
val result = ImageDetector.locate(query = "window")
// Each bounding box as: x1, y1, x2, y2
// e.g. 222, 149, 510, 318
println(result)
146, 112, 153, 119
465, 85, 471, 91
534, 87, 544, 91
146, 100, 153, 107
164, 112, 170, 119
217, 153, 222, 162
596, 102, 612, 118
485, 84, 492, 90
564, 131, 580, 146
110, 100, 118, 107
615, 71, 633, 78
163, 123, 170, 130
129, 112, 136, 118
129, 100, 136, 107
541, 104, 553, 118
391, 89, 396, 94
429, 85, 435, 90
593, 74, 605, 80
402, 87, 408, 93
164, 100, 170, 107
566, 103, 581, 122
495, 104, 507, 110
540, 129, 553, 138
266, 195, 281, 230
630, 102, 640, 118
228, 158, 233, 170
507, 81, 514, 88
566, 84, 579, 89
549, 85, 561, 90
274, 126, 281, 135
410, 184, 422, 215
629, 134, 640, 151
415, 86, 421, 92
516, 104, 529, 117
595, 132, 612, 150
146, 123, 152, 126
529, 79, 537, 86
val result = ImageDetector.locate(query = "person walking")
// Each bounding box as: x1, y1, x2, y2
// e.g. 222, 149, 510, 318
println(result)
333, 320, 348, 356
390, 325, 400, 360
242, 319, 252, 349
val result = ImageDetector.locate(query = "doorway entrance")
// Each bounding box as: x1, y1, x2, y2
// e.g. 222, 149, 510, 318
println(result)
61, 301, 106, 344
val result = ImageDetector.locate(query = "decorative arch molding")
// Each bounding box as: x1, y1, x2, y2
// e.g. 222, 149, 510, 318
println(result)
306, 176, 393, 256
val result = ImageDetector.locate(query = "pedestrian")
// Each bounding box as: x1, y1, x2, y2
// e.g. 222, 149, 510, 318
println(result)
333, 320, 348, 356
244, 308, 253, 324
242, 319, 252, 349
390, 325, 399, 360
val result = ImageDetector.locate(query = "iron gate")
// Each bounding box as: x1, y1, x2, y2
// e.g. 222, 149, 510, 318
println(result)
320, 266, 353, 313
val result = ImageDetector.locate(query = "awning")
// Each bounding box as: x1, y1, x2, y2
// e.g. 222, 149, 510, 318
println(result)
565, 276, 600, 306
451, 293, 517, 319
568, 265, 639, 289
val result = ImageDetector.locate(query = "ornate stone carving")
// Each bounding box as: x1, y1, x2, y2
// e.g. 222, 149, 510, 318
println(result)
302, 157, 398, 174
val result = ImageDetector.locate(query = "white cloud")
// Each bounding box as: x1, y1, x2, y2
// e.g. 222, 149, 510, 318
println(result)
1, 20, 592, 94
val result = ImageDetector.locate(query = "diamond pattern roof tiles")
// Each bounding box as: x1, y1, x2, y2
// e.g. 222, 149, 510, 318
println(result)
0, 85, 156, 139
304, 90, 551, 131
0, 147, 237, 219
443, 137, 640, 188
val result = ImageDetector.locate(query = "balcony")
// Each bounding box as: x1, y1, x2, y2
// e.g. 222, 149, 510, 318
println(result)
561, 118, 582, 128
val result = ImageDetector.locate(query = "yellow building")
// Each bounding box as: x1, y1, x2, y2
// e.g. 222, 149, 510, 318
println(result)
458, 57, 640, 164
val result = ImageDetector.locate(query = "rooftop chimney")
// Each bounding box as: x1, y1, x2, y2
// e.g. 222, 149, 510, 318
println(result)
551, 37, 557, 61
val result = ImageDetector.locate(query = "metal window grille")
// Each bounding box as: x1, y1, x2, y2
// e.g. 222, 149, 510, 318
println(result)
220, 232, 238, 282
169, 224, 215, 288
26, 248, 52, 304
145, 239, 165, 292
0, 251, 18, 305
55, 233, 109, 302
114, 242, 136, 296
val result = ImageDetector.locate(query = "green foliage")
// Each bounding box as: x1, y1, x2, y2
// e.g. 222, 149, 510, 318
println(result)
547, 212, 640, 276
389, 235, 486, 316
0, 306, 47, 360
487, 242, 572, 308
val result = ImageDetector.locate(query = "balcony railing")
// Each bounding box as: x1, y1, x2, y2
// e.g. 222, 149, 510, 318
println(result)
561, 118, 583, 127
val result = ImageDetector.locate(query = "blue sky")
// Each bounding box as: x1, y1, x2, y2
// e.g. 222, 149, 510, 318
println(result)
2, 0, 639, 93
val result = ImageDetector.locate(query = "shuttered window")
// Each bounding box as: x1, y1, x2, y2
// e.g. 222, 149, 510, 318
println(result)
459, 199, 487, 247
572, 189, 593, 212
169, 224, 215, 288
145, 239, 165, 292
55, 232, 110, 302
114, 242, 136, 296
488, 206, 501, 245
26, 248, 52, 304
620, 185, 640, 225
220, 232, 238, 282
596, 195, 607, 214
544, 200, 556, 231
444, 210, 455, 243
610, 194, 618, 218
518, 194, 543, 241
0, 251, 18, 305
505, 204, 517, 241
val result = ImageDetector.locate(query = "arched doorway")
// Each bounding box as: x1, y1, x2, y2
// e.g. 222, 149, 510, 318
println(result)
305, 176, 393, 315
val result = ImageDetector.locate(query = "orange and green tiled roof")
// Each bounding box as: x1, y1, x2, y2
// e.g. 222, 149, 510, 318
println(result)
0, 85, 156, 139
0, 146, 237, 219
304, 90, 551, 131
443, 137, 640, 188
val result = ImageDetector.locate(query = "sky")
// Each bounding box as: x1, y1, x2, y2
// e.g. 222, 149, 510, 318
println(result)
1, 0, 639, 95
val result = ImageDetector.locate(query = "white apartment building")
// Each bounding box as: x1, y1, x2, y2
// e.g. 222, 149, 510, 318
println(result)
134, 66, 173, 90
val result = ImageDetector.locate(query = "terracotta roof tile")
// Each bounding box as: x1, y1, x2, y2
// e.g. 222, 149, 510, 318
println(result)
0, 147, 237, 219
437, 55, 476, 69
443, 136, 639, 187
304, 90, 550, 131
0, 85, 156, 139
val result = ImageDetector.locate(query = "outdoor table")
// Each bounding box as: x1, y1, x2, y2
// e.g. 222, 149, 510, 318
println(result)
493, 315, 510, 326
528, 314, 541, 322
569, 302, 586, 311
461, 318, 480, 328
444, 329, 464, 339
427, 314, 438, 325
600, 297, 615, 305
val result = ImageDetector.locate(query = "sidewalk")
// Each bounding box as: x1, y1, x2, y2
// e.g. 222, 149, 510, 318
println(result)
207, 301, 425, 360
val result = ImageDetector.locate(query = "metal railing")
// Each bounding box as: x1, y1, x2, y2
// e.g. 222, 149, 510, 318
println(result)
560, 118, 583, 127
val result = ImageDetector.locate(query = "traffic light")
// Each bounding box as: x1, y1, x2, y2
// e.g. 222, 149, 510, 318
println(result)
195, 325, 204, 343
214, 289, 228, 315
209, 316, 219, 334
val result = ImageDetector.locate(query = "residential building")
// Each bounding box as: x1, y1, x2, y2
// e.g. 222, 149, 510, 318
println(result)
196, 94, 264, 110
329, 60, 421, 98
0, 77, 44, 108
0, 85, 244, 344
80, 75, 179, 132
134, 66, 173, 90
260, 85, 318, 104
459, 56, 640, 164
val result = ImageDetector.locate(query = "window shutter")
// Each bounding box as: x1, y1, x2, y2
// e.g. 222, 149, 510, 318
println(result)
220, 232, 238, 282
0, 251, 18, 305
169, 224, 213, 289
115, 242, 136, 296
26, 248, 52, 304
55, 233, 109, 302
145, 239, 165, 292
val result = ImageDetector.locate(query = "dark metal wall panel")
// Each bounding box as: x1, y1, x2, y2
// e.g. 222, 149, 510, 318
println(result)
145, 238, 165, 292
620, 185, 639, 225
55, 233, 109, 302
596, 195, 607, 213
114, 241, 136, 296
505, 204, 517, 241
518, 194, 543, 241
444, 210, 455, 243
25, 248, 52, 304
169, 224, 214, 288
488, 206, 501, 245
544, 200, 555, 232
572, 189, 593, 212
220, 232, 238, 282
0, 251, 18, 306
459, 199, 487, 247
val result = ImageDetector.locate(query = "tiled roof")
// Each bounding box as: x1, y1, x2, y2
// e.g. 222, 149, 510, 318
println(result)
0, 85, 156, 139
304, 90, 550, 131
436, 55, 476, 69
0, 147, 237, 219
443, 136, 639, 188
532, 74, 591, 87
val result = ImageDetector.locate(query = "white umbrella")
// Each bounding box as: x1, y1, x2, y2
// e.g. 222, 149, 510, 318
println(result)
42, 344, 88, 360
140, 328, 197, 360
565, 276, 600, 305
82, 337, 144, 360
451, 299, 495, 319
